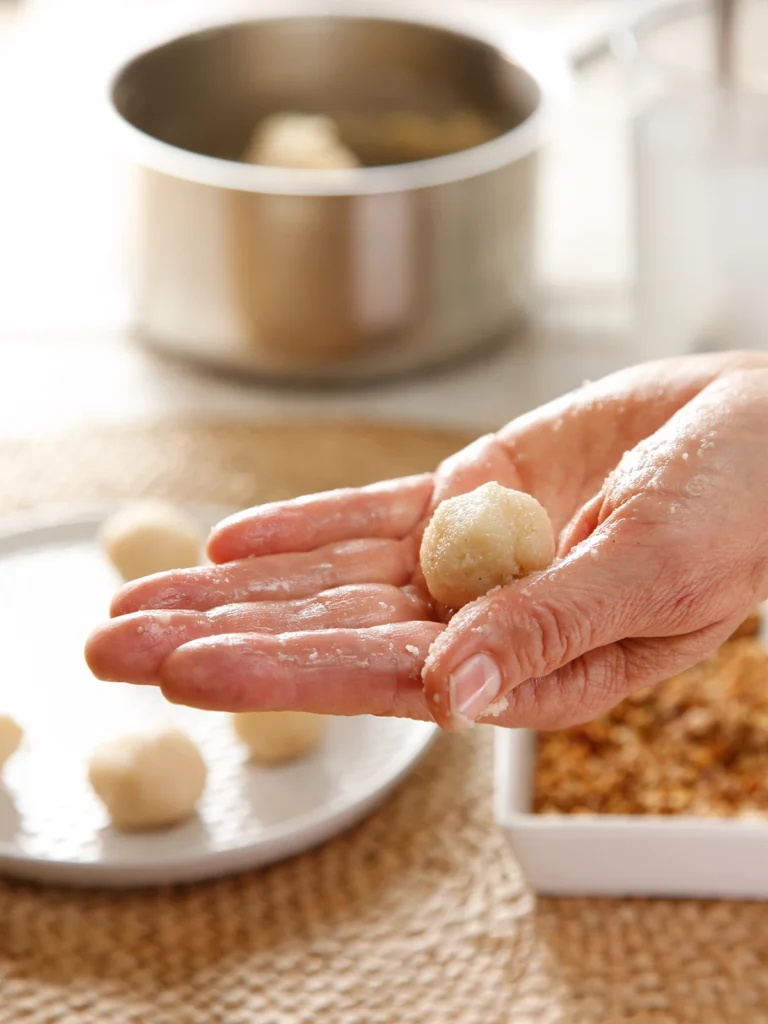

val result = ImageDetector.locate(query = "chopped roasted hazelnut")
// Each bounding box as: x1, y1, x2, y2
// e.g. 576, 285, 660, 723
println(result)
535, 633, 768, 817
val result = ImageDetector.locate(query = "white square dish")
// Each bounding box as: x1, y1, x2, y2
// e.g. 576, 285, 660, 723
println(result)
494, 728, 768, 899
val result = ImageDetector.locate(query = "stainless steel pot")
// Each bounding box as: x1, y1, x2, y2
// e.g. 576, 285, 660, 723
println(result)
108, 2, 569, 384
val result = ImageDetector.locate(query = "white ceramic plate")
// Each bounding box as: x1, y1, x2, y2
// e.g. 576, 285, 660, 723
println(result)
0, 506, 436, 888
495, 727, 768, 900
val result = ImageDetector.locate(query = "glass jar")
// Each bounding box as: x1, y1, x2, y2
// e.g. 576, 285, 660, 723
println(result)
617, 0, 768, 359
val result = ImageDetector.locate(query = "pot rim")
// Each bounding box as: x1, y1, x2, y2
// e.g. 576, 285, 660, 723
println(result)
104, 0, 571, 196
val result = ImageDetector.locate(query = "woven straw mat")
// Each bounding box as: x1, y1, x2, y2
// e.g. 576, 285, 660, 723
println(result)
1, 419, 767, 1024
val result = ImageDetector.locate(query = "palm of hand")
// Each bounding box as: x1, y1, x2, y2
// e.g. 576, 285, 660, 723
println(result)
84, 396, 643, 725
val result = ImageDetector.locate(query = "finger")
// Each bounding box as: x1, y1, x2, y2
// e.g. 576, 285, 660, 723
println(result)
557, 491, 602, 557
492, 353, 761, 531
158, 622, 445, 718
422, 516, 691, 730
559, 363, 768, 561
110, 537, 417, 616
431, 433, 523, 508
481, 620, 735, 731
87, 585, 430, 684
207, 474, 433, 563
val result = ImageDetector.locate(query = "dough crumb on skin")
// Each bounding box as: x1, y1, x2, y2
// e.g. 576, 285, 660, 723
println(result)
419, 482, 555, 609
88, 728, 207, 832
482, 696, 509, 719
234, 712, 326, 765
99, 500, 202, 582
0, 714, 23, 772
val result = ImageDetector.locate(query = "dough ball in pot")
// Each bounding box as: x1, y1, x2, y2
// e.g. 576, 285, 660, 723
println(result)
0, 714, 22, 773
244, 113, 360, 170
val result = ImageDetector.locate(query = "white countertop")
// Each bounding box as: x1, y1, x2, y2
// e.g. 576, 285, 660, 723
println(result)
0, 0, 640, 441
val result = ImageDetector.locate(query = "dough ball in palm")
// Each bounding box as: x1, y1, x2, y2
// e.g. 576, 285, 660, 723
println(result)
420, 481, 555, 609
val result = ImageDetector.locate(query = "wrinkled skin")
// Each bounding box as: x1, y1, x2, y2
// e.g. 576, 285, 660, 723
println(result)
86, 352, 768, 731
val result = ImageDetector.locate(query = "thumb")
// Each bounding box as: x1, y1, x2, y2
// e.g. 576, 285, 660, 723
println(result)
422, 518, 670, 730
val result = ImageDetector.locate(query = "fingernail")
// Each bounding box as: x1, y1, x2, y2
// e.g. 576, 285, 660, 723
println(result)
449, 653, 502, 723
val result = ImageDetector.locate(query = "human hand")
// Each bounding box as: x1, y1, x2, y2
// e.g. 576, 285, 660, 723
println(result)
85, 351, 768, 731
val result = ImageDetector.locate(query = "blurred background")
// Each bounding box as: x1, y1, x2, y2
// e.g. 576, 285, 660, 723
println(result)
0, 0, 765, 434
0, 0, 637, 440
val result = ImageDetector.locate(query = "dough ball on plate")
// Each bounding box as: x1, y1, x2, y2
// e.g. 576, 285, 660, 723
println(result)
234, 711, 326, 765
420, 481, 555, 609
88, 728, 207, 831
99, 500, 202, 581
0, 714, 22, 772
244, 113, 360, 169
